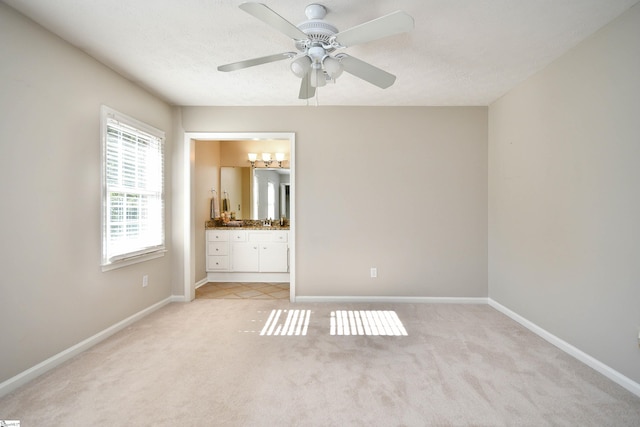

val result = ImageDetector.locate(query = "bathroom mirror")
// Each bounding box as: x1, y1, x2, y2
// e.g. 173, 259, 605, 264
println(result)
221, 167, 290, 220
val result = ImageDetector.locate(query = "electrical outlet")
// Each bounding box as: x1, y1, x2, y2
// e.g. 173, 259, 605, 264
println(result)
142, 275, 148, 287
370, 267, 377, 278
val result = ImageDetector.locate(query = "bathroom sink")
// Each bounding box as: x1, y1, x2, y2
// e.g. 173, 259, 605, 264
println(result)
225, 220, 244, 227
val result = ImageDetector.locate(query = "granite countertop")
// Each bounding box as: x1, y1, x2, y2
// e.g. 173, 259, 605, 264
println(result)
206, 225, 290, 230
205, 219, 289, 230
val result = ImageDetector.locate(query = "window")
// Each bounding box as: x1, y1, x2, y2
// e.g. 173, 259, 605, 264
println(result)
101, 106, 165, 269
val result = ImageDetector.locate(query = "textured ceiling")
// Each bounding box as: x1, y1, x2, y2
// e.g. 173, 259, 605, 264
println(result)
4, 0, 638, 106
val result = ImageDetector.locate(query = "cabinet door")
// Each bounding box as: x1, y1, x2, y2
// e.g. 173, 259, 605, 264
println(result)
259, 243, 289, 272
231, 242, 259, 272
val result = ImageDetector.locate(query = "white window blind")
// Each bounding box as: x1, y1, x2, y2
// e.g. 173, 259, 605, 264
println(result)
101, 106, 165, 267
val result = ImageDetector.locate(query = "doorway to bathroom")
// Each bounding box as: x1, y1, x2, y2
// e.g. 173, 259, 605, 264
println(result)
182, 132, 295, 302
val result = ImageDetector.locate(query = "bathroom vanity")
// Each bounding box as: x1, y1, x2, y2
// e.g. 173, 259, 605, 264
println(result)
205, 228, 290, 282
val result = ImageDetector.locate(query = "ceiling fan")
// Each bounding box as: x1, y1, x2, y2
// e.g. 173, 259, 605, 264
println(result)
217, 3, 414, 99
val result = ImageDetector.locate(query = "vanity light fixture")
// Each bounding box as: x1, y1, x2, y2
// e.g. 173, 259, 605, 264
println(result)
262, 152, 273, 167
248, 152, 286, 168
248, 152, 258, 168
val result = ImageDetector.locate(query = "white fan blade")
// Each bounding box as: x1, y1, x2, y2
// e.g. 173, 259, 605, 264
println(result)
339, 54, 396, 89
298, 73, 316, 99
335, 10, 414, 47
218, 52, 295, 72
239, 3, 308, 40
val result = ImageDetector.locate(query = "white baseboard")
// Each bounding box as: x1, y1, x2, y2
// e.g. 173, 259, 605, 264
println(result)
195, 277, 209, 289
294, 295, 488, 304
206, 272, 290, 282
0, 296, 175, 398
488, 298, 640, 398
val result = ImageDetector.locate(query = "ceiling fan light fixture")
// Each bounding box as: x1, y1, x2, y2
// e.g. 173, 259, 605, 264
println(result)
323, 55, 343, 79
219, 3, 415, 100
290, 55, 312, 77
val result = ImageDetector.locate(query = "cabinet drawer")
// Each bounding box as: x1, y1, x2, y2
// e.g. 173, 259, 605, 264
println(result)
248, 231, 272, 242
230, 230, 247, 242
272, 231, 288, 243
207, 230, 228, 242
206, 255, 229, 270
207, 241, 228, 256
246, 230, 289, 242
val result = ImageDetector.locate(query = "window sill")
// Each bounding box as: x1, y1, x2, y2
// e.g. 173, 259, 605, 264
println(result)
101, 250, 166, 272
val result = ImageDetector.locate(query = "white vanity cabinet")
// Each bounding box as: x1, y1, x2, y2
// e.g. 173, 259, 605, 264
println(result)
229, 230, 289, 272
205, 229, 290, 281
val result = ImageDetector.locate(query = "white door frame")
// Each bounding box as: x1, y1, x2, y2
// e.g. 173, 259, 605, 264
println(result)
182, 132, 296, 302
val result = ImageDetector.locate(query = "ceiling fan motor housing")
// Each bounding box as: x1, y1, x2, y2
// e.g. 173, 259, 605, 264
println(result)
292, 4, 346, 87
295, 4, 338, 53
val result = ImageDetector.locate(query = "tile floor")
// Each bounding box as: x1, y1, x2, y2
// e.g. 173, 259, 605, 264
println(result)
195, 282, 290, 300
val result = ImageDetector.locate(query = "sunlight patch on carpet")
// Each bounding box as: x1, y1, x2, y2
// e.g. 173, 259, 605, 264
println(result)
330, 310, 408, 336
260, 309, 311, 336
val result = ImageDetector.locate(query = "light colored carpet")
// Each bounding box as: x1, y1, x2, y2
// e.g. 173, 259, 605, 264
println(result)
1, 300, 639, 426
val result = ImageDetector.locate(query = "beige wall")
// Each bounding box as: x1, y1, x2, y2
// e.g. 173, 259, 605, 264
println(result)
0, 4, 174, 383
183, 106, 488, 298
489, 3, 640, 383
